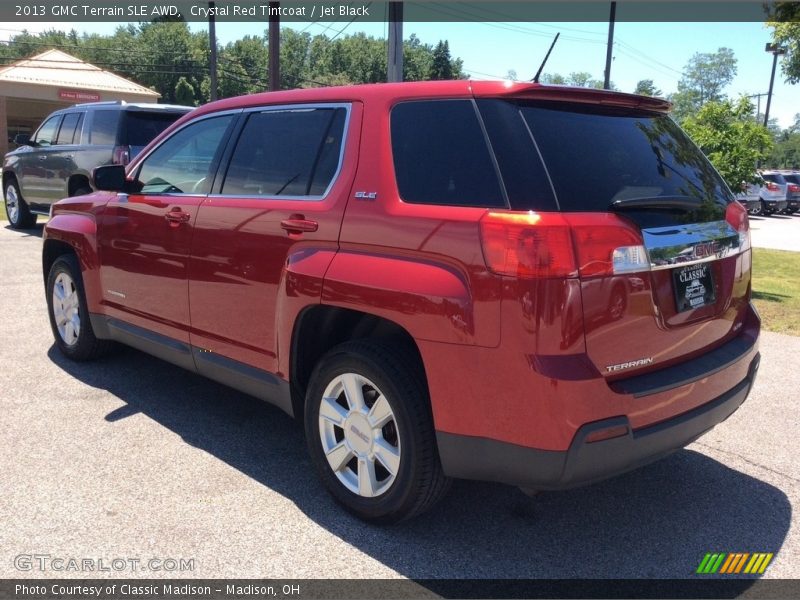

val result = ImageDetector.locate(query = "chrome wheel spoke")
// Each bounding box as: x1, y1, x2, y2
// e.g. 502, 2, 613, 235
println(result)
325, 442, 353, 473
373, 439, 400, 476
357, 457, 378, 497
367, 394, 392, 428
319, 396, 348, 426
341, 372, 366, 412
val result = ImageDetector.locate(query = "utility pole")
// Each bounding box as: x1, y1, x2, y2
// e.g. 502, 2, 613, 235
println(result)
603, 2, 616, 90
208, 1, 218, 101
747, 92, 768, 120
764, 42, 786, 127
268, 2, 280, 91
387, 2, 403, 82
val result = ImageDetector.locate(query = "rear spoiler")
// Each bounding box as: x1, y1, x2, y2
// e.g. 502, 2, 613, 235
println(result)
470, 81, 672, 113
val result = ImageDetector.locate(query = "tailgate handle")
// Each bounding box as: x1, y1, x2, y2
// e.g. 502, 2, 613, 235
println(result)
280, 216, 318, 234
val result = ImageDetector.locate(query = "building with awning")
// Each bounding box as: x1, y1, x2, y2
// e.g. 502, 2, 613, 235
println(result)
0, 49, 160, 156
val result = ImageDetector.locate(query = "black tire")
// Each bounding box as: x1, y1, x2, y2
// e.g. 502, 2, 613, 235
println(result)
749, 202, 762, 216
3, 177, 37, 229
46, 254, 114, 361
304, 340, 450, 523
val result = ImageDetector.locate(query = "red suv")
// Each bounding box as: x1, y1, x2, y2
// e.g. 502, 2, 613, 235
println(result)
43, 81, 760, 522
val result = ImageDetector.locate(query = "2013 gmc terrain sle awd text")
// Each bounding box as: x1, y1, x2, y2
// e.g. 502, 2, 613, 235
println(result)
37, 80, 760, 523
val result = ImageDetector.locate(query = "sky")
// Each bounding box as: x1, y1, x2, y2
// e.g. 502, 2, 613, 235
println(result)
2, 16, 798, 128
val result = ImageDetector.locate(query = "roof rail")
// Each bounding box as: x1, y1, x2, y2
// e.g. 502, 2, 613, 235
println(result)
73, 100, 126, 108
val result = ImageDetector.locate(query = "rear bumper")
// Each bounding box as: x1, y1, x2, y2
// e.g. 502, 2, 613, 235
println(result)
437, 351, 760, 490
763, 199, 788, 212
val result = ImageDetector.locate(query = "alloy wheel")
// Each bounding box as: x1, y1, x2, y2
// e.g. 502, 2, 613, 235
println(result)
52, 272, 81, 346
318, 372, 401, 498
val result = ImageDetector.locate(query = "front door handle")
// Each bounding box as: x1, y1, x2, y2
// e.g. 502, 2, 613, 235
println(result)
280, 216, 318, 234
165, 208, 191, 226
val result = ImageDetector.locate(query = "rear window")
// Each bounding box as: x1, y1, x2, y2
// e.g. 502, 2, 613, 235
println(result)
510, 102, 732, 215
89, 110, 120, 145
390, 100, 506, 208
782, 174, 800, 184
122, 111, 186, 147
762, 173, 786, 185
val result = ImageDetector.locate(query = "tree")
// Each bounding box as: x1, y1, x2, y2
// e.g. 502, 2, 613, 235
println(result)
634, 79, 662, 96
682, 97, 773, 191
174, 76, 196, 106
768, 3, 800, 83
429, 40, 453, 80
670, 48, 737, 122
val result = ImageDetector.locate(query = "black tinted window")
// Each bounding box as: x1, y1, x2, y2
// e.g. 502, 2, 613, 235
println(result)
222, 107, 346, 197
782, 174, 800, 184
33, 115, 62, 147
123, 111, 185, 147
762, 173, 785, 184
56, 112, 83, 145
515, 102, 732, 217
391, 100, 505, 207
136, 115, 234, 195
89, 110, 120, 145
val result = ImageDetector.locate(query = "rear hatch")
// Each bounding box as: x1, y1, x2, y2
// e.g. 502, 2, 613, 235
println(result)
475, 93, 751, 380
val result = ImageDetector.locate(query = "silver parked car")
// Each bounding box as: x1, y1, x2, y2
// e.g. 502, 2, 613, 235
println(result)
778, 171, 800, 214
759, 171, 790, 215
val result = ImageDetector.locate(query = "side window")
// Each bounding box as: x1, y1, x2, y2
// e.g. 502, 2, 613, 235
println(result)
56, 112, 84, 145
390, 100, 506, 208
89, 110, 120, 145
135, 115, 234, 195
221, 107, 347, 197
32, 115, 63, 147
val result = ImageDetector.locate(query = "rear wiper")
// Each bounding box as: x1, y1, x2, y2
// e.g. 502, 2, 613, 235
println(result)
609, 196, 705, 211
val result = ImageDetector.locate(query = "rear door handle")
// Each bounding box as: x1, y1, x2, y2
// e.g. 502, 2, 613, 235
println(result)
165, 208, 191, 225
280, 216, 318, 234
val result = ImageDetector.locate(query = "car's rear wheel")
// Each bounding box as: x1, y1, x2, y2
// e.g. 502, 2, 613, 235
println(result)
46, 254, 114, 361
749, 202, 762, 216
304, 340, 450, 523
3, 178, 37, 229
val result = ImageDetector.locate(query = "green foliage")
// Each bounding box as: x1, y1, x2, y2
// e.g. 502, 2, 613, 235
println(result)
768, 3, 800, 83
634, 79, 662, 97
540, 71, 617, 90
0, 24, 464, 104
682, 97, 773, 191
670, 48, 737, 122
174, 76, 196, 106
430, 40, 453, 80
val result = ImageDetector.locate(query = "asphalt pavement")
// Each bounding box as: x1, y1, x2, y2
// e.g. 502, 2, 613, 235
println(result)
0, 222, 798, 583
749, 212, 800, 252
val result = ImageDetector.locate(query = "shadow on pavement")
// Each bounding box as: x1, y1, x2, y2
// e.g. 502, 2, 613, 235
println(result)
3, 223, 44, 238
47, 344, 791, 581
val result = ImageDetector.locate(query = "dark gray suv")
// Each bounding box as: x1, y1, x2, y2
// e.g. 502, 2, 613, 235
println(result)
3, 101, 191, 228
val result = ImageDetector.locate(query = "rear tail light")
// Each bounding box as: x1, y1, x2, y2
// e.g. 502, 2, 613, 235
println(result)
479, 211, 577, 278
765, 181, 780, 192
568, 217, 648, 277
112, 145, 131, 165
726, 200, 751, 252
789, 183, 799, 193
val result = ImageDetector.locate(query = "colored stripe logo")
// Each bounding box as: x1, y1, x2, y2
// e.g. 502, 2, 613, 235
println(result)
696, 552, 774, 574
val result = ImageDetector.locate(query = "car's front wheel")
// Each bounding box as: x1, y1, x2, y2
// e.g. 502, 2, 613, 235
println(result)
46, 254, 114, 361
3, 178, 37, 229
304, 340, 450, 523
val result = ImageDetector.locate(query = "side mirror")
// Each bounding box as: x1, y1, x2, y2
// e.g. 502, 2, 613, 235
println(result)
13, 133, 31, 146
92, 165, 128, 192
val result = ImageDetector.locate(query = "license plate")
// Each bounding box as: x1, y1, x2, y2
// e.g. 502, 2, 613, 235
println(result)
673, 263, 716, 312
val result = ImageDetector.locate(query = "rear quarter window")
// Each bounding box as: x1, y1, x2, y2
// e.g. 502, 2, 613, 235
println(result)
89, 110, 120, 145
122, 111, 186, 147
390, 100, 506, 208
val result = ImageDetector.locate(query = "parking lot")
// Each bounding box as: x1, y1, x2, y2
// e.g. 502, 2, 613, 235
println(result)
749, 212, 800, 252
1, 221, 799, 583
